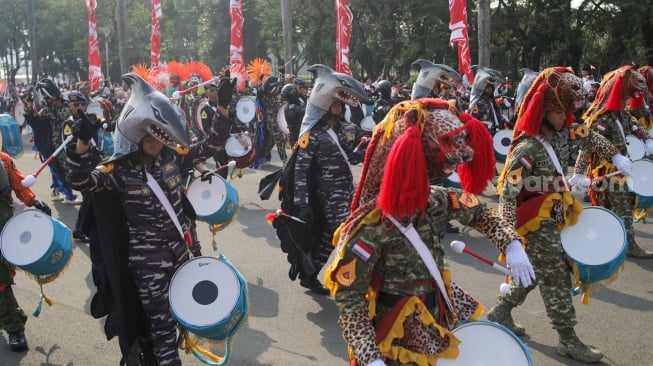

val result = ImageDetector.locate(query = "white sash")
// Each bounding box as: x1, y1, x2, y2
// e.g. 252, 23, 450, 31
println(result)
385, 215, 454, 312
146, 172, 185, 241
536, 135, 569, 191
326, 127, 349, 164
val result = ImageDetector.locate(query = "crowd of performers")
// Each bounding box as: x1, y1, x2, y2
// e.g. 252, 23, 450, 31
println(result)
0, 59, 651, 366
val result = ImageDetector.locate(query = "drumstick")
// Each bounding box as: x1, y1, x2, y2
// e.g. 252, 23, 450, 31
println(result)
450, 240, 511, 275
500, 274, 511, 294
172, 77, 219, 100
353, 136, 369, 153
275, 209, 306, 224
22, 135, 74, 187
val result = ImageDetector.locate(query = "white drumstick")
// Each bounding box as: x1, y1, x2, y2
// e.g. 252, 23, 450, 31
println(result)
450, 240, 511, 275
22, 135, 74, 187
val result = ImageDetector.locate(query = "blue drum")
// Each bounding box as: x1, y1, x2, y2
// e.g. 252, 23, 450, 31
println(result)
493, 129, 512, 163
0, 209, 72, 280
169, 255, 248, 364
560, 206, 626, 284
438, 320, 533, 365
185, 175, 239, 225
443, 170, 461, 189
628, 159, 653, 211
0, 113, 23, 158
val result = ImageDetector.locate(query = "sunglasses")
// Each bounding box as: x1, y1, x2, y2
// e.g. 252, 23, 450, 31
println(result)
70, 102, 86, 108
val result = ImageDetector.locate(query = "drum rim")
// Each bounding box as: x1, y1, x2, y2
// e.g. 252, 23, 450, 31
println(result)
225, 134, 253, 158
0, 209, 56, 265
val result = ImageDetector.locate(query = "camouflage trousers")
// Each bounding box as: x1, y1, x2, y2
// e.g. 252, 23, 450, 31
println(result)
133, 265, 185, 366
0, 259, 27, 333
314, 192, 352, 271
501, 220, 576, 330
265, 110, 288, 164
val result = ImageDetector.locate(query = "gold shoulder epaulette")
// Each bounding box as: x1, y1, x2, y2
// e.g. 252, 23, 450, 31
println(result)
299, 132, 310, 149
97, 162, 114, 173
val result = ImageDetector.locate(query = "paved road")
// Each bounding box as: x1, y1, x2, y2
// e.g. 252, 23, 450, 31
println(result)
1, 133, 652, 365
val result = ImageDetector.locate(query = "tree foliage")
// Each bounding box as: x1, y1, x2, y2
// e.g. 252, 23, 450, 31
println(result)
4, 0, 653, 87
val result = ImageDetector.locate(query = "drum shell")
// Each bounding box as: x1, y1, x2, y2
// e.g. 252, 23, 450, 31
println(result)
0, 113, 22, 157
169, 256, 248, 340
225, 134, 255, 169
186, 176, 239, 225
0, 209, 73, 276
560, 206, 626, 283
438, 320, 533, 365
493, 129, 512, 163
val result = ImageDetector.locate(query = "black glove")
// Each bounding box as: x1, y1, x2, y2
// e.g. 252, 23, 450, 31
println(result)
349, 150, 365, 165
32, 199, 52, 216
72, 110, 99, 143
295, 206, 313, 224
200, 170, 213, 184
217, 76, 237, 108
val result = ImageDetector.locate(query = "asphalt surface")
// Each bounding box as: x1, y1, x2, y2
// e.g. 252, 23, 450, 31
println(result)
0, 131, 651, 366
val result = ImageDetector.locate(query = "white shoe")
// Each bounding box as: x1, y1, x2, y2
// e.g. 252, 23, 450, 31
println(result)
50, 188, 64, 201
62, 196, 83, 205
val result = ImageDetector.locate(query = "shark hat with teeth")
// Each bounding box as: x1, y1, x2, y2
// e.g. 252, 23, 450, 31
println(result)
411, 59, 462, 100
298, 64, 371, 138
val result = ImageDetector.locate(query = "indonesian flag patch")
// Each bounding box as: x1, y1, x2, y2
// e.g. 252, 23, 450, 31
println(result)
352, 240, 374, 262
520, 156, 533, 171
597, 123, 607, 132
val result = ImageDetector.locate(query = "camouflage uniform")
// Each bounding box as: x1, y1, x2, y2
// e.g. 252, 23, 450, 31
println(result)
469, 93, 504, 135
294, 118, 366, 272
329, 187, 518, 366
575, 110, 650, 254
199, 100, 229, 179
284, 100, 305, 146
67, 127, 227, 366
259, 92, 287, 164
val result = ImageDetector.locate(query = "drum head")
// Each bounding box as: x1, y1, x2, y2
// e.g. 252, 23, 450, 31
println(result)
236, 97, 256, 124
627, 159, 653, 197
12, 102, 25, 127
86, 101, 104, 120
560, 206, 626, 265
277, 103, 290, 136
225, 134, 252, 158
360, 116, 376, 132
186, 177, 230, 217
169, 256, 241, 328
626, 135, 645, 160
438, 321, 532, 365
1, 210, 54, 266
493, 129, 512, 157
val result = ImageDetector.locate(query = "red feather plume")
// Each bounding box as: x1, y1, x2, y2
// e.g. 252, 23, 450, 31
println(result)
457, 113, 496, 194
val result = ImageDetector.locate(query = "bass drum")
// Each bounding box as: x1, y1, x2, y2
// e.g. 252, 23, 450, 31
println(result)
276, 102, 290, 137
193, 98, 210, 134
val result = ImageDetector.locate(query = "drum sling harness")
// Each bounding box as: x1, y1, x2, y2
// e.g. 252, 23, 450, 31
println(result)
145, 172, 192, 249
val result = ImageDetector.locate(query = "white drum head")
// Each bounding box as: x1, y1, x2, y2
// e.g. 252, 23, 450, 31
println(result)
276, 103, 290, 136
169, 257, 240, 327
225, 135, 252, 158
560, 207, 626, 265
86, 101, 104, 120
186, 178, 229, 217
627, 159, 653, 197
236, 97, 256, 123
448, 171, 460, 184
626, 135, 645, 160
13, 102, 25, 127
1, 210, 54, 266
360, 116, 376, 132
438, 321, 532, 365
493, 129, 512, 156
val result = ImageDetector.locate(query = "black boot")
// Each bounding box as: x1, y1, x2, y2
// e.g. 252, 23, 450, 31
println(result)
445, 222, 460, 233
300, 275, 329, 295
8, 331, 28, 352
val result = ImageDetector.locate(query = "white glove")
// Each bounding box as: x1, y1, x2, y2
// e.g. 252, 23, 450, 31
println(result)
505, 240, 536, 288
611, 153, 634, 177
645, 139, 653, 156
367, 359, 388, 366
568, 173, 591, 188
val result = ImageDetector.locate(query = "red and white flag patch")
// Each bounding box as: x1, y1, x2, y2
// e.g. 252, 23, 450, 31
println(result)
520, 156, 533, 171
352, 240, 374, 262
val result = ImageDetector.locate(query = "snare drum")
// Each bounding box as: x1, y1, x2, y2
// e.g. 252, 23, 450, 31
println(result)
438, 321, 533, 366
186, 175, 239, 226
627, 159, 653, 209
235, 96, 257, 125
626, 135, 646, 160
225, 133, 255, 169
560, 206, 626, 284
276, 102, 290, 137
0, 209, 72, 281
12, 101, 25, 128
360, 115, 376, 133
493, 129, 512, 163
0, 113, 23, 157
169, 255, 248, 341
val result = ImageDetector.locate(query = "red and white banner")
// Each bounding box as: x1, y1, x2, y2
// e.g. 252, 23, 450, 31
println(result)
151, 0, 163, 79
230, 0, 247, 92
449, 0, 473, 85
335, 0, 353, 76
85, 0, 102, 91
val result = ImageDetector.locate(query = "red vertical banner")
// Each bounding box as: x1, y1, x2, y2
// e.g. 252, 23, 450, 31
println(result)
230, 0, 247, 92
151, 0, 163, 80
449, 0, 473, 85
335, 0, 353, 76
85, 0, 102, 91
